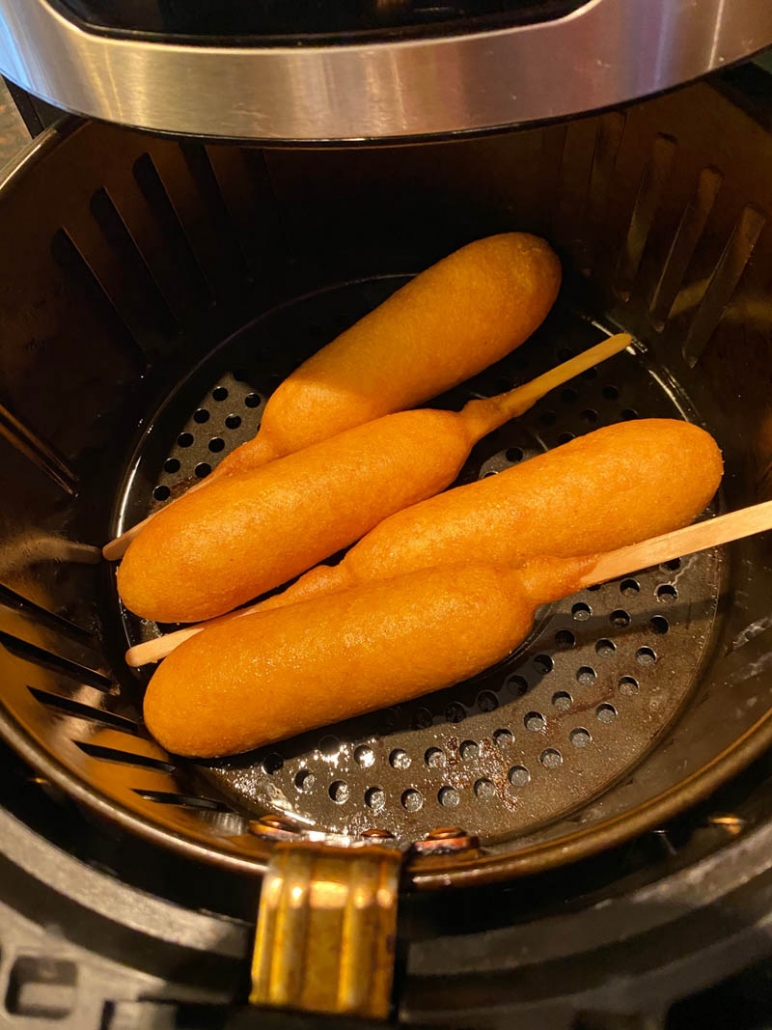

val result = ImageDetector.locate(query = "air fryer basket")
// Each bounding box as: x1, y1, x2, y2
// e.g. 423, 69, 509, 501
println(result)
1, 78, 772, 900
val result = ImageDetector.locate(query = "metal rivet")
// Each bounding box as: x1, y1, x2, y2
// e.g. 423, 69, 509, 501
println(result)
259, 815, 296, 830
707, 813, 745, 837
413, 826, 480, 855
426, 826, 465, 840
248, 814, 302, 840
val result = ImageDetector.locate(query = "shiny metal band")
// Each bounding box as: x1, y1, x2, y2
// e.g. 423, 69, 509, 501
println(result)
0, 0, 771, 141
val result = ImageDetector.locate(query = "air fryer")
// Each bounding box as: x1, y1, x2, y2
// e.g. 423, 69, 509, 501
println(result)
2, 4, 772, 1028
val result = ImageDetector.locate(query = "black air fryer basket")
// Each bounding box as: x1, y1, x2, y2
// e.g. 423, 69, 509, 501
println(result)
2, 71, 772, 1024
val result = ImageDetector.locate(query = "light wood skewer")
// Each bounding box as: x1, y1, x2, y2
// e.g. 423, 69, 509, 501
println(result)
123, 334, 633, 663
126, 494, 772, 669
107, 334, 632, 563
104, 478, 206, 562
575, 499, 772, 588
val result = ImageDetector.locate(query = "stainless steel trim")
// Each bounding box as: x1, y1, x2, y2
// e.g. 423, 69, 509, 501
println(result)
0, 0, 771, 141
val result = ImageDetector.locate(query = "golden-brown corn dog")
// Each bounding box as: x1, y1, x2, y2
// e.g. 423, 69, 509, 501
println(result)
118, 337, 628, 624
144, 556, 591, 757
105, 233, 561, 559
145, 497, 772, 759
273, 418, 722, 600
127, 417, 721, 664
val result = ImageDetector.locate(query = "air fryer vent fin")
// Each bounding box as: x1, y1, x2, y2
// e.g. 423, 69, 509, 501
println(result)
179, 144, 250, 292
89, 186, 177, 344
0, 631, 113, 691
682, 203, 767, 368
61, 192, 172, 362
648, 165, 723, 330
582, 110, 626, 276
75, 741, 175, 773
540, 123, 568, 233
29, 687, 139, 734
141, 144, 236, 304
553, 111, 625, 276
208, 146, 281, 282
132, 151, 214, 318
99, 148, 204, 330
615, 133, 677, 301
51, 228, 146, 373
555, 116, 599, 255
0, 400, 78, 496
0, 584, 90, 640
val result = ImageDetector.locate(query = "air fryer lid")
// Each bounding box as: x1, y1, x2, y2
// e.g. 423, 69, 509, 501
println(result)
0, 0, 770, 140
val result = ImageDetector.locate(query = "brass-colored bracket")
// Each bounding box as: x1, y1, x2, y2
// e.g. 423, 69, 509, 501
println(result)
250, 841, 401, 1019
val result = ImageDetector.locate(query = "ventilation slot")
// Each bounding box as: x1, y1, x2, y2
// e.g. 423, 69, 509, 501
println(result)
133, 789, 229, 811
89, 186, 176, 343
682, 204, 767, 367
181, 144, 250, 291
0, 401, 78, 496
540, 123, 568, 234
0, 631, 112, 690
99, 155, 203, 330
133, 152, 213, 309
51, 228, 146, 373
137, 144, 242, 304
582, 111, 626, 276
29, 687, 138, 734
555, 117, 599, 257
61, 187, 176, 361
648, 165, 723, 330
75, 741, 175, 773
0, 585, 90, 640
208, 146, 283, 285
555, 113, 624, 274
615, 133, 677, 301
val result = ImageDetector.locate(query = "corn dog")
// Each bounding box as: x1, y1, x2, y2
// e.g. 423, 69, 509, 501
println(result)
276, 419, 722, 599
145, 496, 772, 758
144, 556, 591, 757
105, 233, 561, 560
145, 493, 767, 760
118, 337, 629, 624
127, 417, 721, 665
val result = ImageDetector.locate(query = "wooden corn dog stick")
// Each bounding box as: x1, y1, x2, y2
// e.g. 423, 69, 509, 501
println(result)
118, 336, 631, 625
456, 332, 632, 439
576, 498, 772, 587
104, 479, 207, 562
104, 232, 561, 560
143, 498, 772, 758
126, 402, 721, 668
